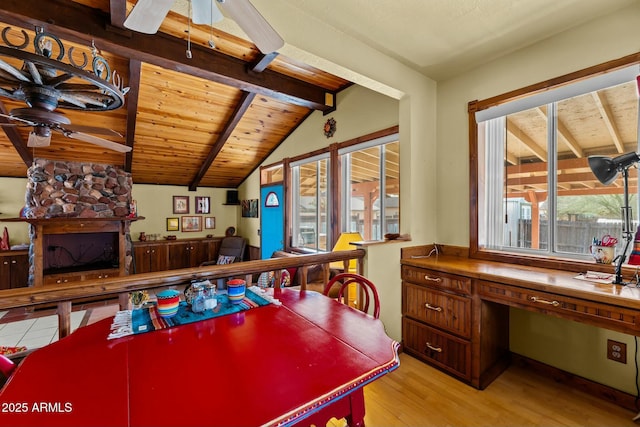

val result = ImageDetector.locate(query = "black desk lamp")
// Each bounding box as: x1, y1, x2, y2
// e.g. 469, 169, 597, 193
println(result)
588, 152, 640, 284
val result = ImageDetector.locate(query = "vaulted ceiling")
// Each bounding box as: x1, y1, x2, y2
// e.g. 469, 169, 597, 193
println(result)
0, 0, 350, 189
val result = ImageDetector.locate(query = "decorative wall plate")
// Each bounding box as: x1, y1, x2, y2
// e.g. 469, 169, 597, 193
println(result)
324, 117, 336, 138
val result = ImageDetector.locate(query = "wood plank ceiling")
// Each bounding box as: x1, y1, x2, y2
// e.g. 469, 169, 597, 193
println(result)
0, 0, 351, 189
504, 80, 639, 199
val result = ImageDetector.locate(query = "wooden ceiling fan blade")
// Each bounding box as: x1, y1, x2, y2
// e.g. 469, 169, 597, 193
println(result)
123, 0, 176, 34
24, 61, 43, 85
0, 112, 36, 126
0, 58, 30, 82
192, 0, 224, 25
66, 132, 131, 153
217, 0, 284, 53
63, 124, 123, 137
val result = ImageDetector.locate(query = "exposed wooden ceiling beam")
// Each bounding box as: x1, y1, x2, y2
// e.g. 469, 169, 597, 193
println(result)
0, 100, 32, 165
109, 0, 127, 29
506, 157, 591, 174
508, 185, 634, 198
591, 92, 624, 153
533, 107, 584, 158
507, 126, 547, 162
189, 91, 256, 191
0, 0, 333, 111
507, 171, 604, 187
124, 59, 142, 173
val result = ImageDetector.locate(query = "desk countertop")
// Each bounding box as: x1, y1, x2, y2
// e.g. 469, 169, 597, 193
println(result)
401, 254, 640, 309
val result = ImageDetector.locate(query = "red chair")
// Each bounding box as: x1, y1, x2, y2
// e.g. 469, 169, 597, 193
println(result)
0, 354, 16, 379
323, 273, 380, 319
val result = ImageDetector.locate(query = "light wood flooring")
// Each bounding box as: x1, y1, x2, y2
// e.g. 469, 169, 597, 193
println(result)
360, 354, 637, 426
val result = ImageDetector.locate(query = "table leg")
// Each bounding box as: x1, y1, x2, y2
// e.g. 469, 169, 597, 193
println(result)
346, 388, 366, 427
291, 387, 366, 427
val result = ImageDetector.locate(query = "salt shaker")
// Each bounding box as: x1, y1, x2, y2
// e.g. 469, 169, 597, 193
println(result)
205, 283, 217, 310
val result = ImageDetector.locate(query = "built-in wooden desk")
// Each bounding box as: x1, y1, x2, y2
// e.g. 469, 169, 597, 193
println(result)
400, 245, 640, 397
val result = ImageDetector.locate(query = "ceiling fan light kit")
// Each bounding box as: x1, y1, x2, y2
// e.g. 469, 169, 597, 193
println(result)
0, 25, 131, 152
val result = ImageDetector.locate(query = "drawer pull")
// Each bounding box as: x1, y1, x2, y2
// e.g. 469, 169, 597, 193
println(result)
424, 275, 442, 282
426, 342, 442, 353
529, 296, 560, 307
425, 303, 443, 312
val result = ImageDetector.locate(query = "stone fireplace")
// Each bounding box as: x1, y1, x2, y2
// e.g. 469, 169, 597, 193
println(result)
25, 158, 133, 218
24, 159, 135, 286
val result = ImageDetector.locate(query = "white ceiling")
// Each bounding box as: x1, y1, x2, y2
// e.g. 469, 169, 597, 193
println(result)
175, 0, 638, 81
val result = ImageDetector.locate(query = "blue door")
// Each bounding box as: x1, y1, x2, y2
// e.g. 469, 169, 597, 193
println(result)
261, 184, 284, 259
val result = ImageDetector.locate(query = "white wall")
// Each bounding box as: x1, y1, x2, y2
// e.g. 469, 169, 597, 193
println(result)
436, 3, 640, 393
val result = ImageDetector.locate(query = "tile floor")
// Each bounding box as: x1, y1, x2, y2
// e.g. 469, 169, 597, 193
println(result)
0, 310, 86, 350
0, 298, 121, 354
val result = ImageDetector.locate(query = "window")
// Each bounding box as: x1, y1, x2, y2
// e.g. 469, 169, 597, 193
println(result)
291, 154, 330, 251
340, 134, 400, 240
288, 126, 399, 251
472, 60, 639, 266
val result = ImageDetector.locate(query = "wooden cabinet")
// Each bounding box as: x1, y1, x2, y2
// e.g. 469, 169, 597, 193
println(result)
133, 242, 167, 274
0, 251, 29, 289
133, 237, 221, 274
402, 265, 474, 382
167, 240, 210, 270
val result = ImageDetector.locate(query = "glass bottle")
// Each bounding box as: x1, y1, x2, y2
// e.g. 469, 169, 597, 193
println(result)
191, 287, 206, 313
205, 283, 217, 310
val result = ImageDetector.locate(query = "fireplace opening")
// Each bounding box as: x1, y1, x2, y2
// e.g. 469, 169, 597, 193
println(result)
43, 232, 120, 275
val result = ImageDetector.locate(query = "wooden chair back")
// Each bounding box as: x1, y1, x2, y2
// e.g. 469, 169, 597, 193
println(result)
323, 273, 380, 319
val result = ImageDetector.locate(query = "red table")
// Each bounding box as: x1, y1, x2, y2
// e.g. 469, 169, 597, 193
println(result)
0, 288, 399, 427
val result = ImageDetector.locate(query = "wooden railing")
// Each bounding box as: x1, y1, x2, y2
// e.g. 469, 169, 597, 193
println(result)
0, 249, 365, 339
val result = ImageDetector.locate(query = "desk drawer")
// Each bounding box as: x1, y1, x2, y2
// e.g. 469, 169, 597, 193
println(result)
403, 317, 471, 381
479, 280, 640, 334
403, 282, 471, 338
401, 265, 471, 295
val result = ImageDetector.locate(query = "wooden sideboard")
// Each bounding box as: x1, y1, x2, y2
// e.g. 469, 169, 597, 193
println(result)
132, 237, 222, 274
401, 245, 640, 391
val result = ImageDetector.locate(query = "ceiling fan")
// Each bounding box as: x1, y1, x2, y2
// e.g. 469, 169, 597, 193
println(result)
0, 44, 131, 153
124, 0, 284, 54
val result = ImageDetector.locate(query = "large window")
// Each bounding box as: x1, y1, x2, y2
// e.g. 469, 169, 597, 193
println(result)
472, 61, 639, 265
291, 154, 330, 251
340, 134, 400, 240
289, 126, 399, 251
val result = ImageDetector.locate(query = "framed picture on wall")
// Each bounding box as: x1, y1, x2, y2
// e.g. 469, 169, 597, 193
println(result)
182, 216, 202, 232
196, 196, 210, 214
166, 217, 179, 231
205, 217, 216, 229
173, 196, 189, 214
241, 199, 259, 218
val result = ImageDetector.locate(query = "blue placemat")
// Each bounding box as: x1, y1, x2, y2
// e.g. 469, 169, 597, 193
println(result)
108, 286, 280, 339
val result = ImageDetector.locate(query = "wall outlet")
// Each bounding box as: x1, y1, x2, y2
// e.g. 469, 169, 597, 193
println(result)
607, 339, 627, 364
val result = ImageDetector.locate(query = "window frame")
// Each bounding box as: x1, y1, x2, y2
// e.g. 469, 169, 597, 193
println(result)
285, 125, 399, 252
469, 53, 640, 271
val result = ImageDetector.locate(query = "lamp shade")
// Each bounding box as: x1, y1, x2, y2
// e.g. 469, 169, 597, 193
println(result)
588, 156, 619, 185
588, 152, 640, 185
330, 232, 364, 272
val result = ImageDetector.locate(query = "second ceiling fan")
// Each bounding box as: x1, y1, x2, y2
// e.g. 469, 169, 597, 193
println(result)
124, 0, 284, 54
